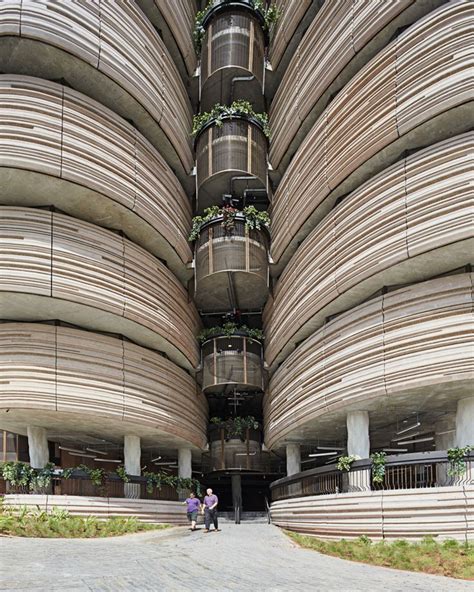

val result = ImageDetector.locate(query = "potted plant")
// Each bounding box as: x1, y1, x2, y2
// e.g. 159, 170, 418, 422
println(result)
192, 100, 270, 139
190, 205, 270, 242
447, 445, 472, 477
194, 1, 280, 54
198, 322, 264, 344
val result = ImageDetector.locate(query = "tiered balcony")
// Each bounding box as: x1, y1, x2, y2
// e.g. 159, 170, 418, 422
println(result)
195, 115, 268, 212
200, 1, 265, 111
203, 425, 283, 473
270, 451, 474, 541
194, 214, 269, 311
201, 333, 264, 394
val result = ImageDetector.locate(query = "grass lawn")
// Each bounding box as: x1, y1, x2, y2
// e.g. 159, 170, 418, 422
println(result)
0, 505, 170, 538
286, 531, 474, 580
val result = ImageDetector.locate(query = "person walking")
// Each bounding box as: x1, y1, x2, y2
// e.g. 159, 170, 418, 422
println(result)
184, 492, 200, 531
202, 487, 219, 532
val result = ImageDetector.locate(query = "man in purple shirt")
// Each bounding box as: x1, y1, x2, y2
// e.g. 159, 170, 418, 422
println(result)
184, 492, 200, 531
202, 487, 219, 532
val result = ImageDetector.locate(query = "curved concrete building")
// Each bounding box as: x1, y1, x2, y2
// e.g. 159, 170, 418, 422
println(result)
0, 0, 472, 537
0, 0, 205, 514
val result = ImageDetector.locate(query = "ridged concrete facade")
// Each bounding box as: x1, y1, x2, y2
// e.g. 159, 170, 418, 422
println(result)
0, 1, 206, 468
0, 0, 472, 534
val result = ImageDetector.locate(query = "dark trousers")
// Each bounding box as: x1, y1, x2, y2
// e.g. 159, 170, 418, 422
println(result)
204, 507, 218, 530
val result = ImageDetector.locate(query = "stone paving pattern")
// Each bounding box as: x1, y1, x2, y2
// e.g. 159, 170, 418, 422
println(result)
0, 524, 472, 591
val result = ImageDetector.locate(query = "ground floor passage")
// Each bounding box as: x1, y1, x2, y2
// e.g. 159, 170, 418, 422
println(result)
0, 524, 471, 592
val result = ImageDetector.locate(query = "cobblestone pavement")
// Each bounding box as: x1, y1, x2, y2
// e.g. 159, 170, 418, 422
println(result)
0, 524, 472, 592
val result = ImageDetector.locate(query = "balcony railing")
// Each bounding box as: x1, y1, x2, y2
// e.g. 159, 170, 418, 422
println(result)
195, 116, 268, 212
195, 215, 269, 310
201, 334, 264, 393
1, 472, 179, 501
200, 2, 265, 111
270, 451, 474, 501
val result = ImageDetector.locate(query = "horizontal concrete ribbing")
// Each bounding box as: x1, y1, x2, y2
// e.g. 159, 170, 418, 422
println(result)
264, 132, 474, 367
264, 274, 474, 448
269, 0, 413, 168
0, 207, 200, 369
270, 0, 474, 267
0, 75, 193, 278
2, 494, 188, 525
271, 486, 474, 541
0, 0, 193, 178
0, 322, 208, 449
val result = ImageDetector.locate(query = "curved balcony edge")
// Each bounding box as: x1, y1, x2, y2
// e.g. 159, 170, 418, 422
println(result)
265, 132, 474, 368
264, 274, 474, 449
0, 36, 194, 191
270, 1, 474, 269
270, 485, 474, 541
0, 322, 208, 450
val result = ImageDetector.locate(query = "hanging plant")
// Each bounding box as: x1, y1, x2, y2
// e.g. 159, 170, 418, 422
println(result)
210, 416, 260, 438
198, 322, 264, 343
143, 471, 202, 496
30, 463, 55, 492
76, 464, 106, 488
61, 467, 74, 480
0, 461, 55, 492
447, 445, 472, 477
115, 465, 130, 483
1, 461, 34, 488
370, 452, 386, 484
192, 101, 270, 138
189, 206, 270, 242
336, 455, 359, 472
194, 1, 281, 54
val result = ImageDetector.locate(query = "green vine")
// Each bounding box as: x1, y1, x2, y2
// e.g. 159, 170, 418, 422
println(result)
143, 471, 202, 496
0, 461, 55, 492
189, 205, 270, 241
194, 1, 281, 54
336, 455, 359, 472
370, 452, 386, 485
115, 465, 130, 483
192, 100, 270, 138
198, 322, 264, 343
210, 416, 260, 438
447, 445, 472, 477
76, 464, 106, 488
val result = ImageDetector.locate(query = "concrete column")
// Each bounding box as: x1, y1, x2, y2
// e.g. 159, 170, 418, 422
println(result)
435, 417, 455, 486
455, 397, 474, 447
231, 474, 242, 520
455, 397, 474, 485
347, 411, 370, 491
27, 426, 49, 469
286, 443, 301, 476
178, 448, 192, 479
124, 435, 141, 475
347, 411, 370, 458
435, 417, 456, 450
124, 435, 140, 499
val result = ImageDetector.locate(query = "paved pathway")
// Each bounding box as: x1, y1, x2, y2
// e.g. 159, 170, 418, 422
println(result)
0, 524, 472, 592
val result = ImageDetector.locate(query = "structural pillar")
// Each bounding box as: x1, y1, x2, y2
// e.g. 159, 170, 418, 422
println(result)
286, 443, 301, 476
124, 435, 141, 499
27, 426, 49, 469
347, 411, 370, 491
231, 474, 242, 521
455, 397, 474, 446
455, 397, 474, 484
178, 448, 192, 479
435, 416, 455, 486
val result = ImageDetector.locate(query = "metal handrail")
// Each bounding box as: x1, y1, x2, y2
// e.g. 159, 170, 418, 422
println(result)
234, 503, 241, 524
270, 451, 474, 501
264, 496, 271, 524
270, 450, 474, 490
